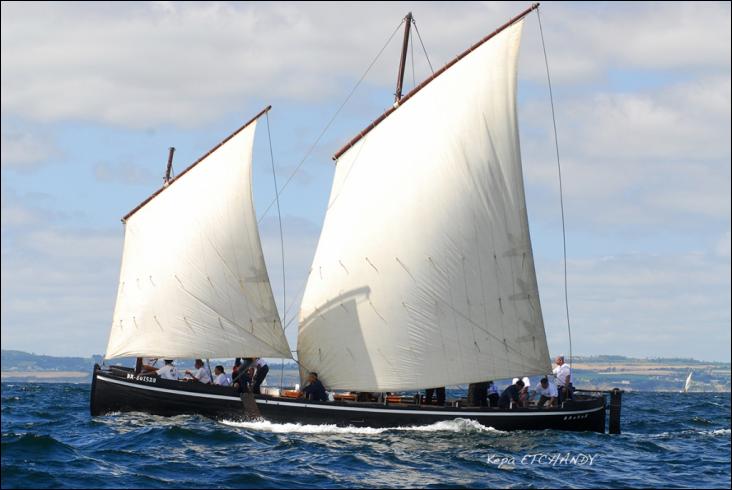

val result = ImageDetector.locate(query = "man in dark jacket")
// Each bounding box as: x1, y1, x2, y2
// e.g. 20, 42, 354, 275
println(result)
498, 379, 525, 409
301, 372, 328, 402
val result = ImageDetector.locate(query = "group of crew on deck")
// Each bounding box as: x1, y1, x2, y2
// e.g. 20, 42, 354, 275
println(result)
136, 357, 327, 400
422, 355, 574, 408
138, 357, 269, 392
135, 355, 572, 408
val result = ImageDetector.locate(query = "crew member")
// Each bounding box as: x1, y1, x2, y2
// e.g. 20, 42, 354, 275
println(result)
300, 372, 328, 401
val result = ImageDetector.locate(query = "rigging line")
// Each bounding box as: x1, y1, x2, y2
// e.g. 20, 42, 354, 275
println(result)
282, 281, 308, 332
412, 18, 434, 74
265, 112, 287, 390
537, 7, 573, 369
257, 18, 406, 225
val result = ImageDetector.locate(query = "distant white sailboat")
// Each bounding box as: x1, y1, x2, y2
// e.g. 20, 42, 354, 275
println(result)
682, 370, 693, 393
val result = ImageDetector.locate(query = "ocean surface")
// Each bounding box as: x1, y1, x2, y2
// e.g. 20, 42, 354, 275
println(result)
1, 383, 729, 489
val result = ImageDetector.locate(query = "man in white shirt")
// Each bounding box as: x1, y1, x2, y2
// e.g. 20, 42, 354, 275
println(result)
156, 360, 178, 380
535, 376, 558, 407
552, 355, 572, 402
184, 359, 212, 384
212, 365, 231, 386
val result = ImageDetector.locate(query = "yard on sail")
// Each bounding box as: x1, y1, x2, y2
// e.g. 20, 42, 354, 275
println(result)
91, 3, 619, 433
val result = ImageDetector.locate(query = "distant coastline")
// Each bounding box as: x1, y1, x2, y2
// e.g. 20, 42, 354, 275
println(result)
1, 350, 730, 391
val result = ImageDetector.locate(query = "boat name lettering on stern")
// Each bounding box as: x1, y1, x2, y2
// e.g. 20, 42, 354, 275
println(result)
126, 373, 157, 383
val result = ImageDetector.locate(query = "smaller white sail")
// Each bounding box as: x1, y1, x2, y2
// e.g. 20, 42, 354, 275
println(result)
683, 371, 693, 393
105, 115, 292, 360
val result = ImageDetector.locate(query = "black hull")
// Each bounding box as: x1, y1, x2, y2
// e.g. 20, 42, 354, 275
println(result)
90, 366, 607, 433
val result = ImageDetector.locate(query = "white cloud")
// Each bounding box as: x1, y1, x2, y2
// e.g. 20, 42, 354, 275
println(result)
1, 193, 122, 356
1, 2, 729, 127
0, 127, 60, 170
521, 74, 731, 229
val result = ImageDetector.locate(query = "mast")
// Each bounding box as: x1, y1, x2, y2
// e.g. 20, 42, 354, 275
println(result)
394, 12, 413, 103
164, 147, 175, 185
333, 3, 540, 161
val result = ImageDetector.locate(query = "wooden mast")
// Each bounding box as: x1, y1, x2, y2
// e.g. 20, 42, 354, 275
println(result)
164, 147, 175, 185
394, 12, 413, 103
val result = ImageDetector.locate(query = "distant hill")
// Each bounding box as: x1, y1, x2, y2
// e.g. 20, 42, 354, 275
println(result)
0, 350, 299, 383
1, 350, 105, 372
1, 350, 729, 391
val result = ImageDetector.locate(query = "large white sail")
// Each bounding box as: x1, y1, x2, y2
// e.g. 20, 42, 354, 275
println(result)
297, 19, 551, 391
105, 114, 292, 360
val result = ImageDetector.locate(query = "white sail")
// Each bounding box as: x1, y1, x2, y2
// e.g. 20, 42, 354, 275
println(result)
105, 117, 292, 360
684, 371, 693, 393
297, 19, 551, 392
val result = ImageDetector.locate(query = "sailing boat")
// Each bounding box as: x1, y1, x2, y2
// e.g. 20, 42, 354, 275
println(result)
682, 370, 693, 393
90, 3, 613, 433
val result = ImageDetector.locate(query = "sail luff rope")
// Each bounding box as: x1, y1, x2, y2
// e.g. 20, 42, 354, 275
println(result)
537, 7, 573, 369
257, 18, 406, 225
265, 112, 288, 390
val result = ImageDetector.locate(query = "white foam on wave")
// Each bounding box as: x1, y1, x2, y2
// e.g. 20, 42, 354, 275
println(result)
645, 428, 732, 439
220, 417, 505, 435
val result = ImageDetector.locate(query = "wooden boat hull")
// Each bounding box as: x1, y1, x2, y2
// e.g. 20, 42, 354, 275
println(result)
90, 365, 606, 433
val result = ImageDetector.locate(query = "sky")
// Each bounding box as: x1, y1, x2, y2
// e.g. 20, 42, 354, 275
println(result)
1, 1, 730, 362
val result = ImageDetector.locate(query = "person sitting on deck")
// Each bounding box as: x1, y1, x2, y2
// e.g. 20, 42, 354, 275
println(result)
155, 359, 178, 380
552, 355, 572, 402
498, 379, 524, 409
251, 358, 269, 394
300, 372, 328, 402
212, 365, 231, 386
485, 381, 499, 407
184, 359, 211, 384
535, 376, 558, 407
424, 387, 446, 406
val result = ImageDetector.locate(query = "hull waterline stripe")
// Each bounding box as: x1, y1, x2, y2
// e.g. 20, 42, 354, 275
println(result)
97, 375, 241, 401
96, 375, 604, 417
254, 398, 604, 417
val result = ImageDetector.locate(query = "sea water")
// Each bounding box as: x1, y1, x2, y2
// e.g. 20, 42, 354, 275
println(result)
1, 383, 729, 488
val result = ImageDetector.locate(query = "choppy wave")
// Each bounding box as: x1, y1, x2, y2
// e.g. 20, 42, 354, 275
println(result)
1, 384, 730, 489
